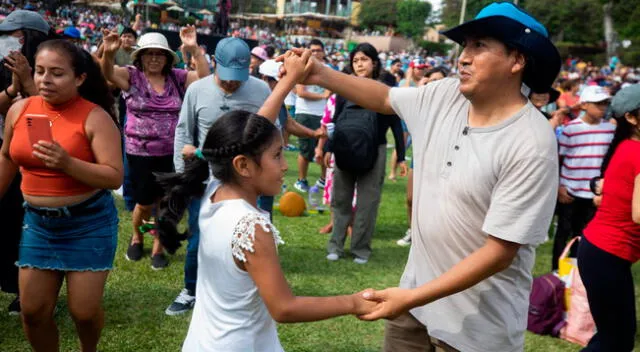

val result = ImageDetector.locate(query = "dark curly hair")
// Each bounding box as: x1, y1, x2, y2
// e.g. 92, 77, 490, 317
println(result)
155, 110, 280, 253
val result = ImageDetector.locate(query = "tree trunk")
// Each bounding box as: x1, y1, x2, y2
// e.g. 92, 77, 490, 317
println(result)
603, 1, 616, 59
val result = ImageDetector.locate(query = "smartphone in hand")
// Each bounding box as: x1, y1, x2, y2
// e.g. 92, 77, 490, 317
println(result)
25, 114, 53, 146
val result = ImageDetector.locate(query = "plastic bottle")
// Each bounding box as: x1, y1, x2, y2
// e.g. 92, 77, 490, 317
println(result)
308, 185, 325, 214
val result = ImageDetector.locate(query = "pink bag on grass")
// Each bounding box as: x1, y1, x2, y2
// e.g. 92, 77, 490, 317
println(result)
559, 237, 596, 346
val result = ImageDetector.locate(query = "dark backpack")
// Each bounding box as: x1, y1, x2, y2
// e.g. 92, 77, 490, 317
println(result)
332, 100, 378, 173
527, 273, 566, 336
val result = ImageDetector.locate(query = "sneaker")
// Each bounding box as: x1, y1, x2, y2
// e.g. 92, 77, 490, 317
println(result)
125, 242, 143, 261
353, 257, 368, 265
315, 178, 326, 189
396, 229, 412, 247
151, 253, 169, 270
165, 288, 196, 316
294, 179, 309, 193
285, 144, 298, 151
8, 296, 20, 316
326, 253, 339, 261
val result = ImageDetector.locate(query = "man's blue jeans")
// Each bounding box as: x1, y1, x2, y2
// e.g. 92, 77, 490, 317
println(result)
257, 195, 274, 220
184, 199, 201, 293
120, 97, 135, 212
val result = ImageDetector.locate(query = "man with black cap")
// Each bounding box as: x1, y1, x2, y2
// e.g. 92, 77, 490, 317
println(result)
282, 2, 560, 351
167, 37, 271, 316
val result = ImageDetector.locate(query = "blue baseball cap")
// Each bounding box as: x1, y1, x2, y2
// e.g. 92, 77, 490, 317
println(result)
611, 84, 640, 118
63, 26, 81, 39
441, 2, 561, 93
214, 37, 250, 82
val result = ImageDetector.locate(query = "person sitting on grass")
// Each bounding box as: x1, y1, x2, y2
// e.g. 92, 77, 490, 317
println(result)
156, 51, 377, 352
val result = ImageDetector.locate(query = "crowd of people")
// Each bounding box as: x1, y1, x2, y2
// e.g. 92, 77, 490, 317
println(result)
0, 2, 639, 352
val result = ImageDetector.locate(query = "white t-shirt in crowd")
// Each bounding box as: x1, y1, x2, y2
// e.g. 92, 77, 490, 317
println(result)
389, 78, 559, 352
294, 85, 327, 116
284, 91, 297, 107
558, 117, 615, 199
182, 179, 285, 352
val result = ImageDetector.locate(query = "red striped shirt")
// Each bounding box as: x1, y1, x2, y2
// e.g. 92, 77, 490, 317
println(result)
558, 142, 611, 148
560, 174, 594, 181
562, 130, 615, 138
562, 163, 601, 170
558, 118, 614, 198
564, 154, 605, 159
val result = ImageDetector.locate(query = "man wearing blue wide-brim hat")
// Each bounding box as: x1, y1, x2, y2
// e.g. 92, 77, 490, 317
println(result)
282, 2, 561, 351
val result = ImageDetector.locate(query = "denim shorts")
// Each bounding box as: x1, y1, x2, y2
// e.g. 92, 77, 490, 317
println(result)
18, 191, 119, 272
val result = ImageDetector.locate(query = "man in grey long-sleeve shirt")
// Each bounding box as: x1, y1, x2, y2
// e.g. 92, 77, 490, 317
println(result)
172, 73, 271, 172
166, 38, 270, 316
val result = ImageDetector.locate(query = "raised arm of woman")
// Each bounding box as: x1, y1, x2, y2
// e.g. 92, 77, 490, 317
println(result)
100, 30, 130, 91
181, 26, 211, 87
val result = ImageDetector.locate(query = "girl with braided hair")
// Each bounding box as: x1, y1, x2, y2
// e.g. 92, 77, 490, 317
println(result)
156, 51, 377, 351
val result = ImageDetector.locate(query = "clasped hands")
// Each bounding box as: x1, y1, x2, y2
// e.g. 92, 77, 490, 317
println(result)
351, 287, 417, 321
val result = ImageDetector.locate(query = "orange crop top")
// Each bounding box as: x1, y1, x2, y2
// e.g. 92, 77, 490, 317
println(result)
9, 96, 98, 196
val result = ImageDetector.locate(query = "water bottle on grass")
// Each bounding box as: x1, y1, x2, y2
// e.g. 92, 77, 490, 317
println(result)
308, 185, 325, 214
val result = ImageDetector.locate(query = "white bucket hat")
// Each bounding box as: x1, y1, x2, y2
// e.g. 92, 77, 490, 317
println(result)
259, 60, 282, 81
130, 32, 179, 65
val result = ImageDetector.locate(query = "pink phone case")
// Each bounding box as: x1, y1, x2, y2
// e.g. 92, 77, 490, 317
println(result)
25, 114, 53, 146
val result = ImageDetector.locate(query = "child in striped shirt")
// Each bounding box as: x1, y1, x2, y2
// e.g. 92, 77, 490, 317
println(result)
552, 85, 615, 270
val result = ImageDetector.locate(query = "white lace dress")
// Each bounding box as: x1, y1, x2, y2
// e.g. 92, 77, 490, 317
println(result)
182, 179, 285, 352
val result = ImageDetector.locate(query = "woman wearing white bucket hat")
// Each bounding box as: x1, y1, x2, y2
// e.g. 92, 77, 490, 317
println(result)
100, 26, 210, 270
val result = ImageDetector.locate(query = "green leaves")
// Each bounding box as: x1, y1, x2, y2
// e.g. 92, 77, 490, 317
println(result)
396, 0, 432, 39
358, 0, 431, 38
358, 0, 398, 29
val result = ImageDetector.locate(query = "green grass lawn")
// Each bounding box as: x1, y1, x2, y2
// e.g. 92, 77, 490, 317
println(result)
0, 147, 638, 351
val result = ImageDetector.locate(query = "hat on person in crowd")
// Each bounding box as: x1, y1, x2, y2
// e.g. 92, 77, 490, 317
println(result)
579, 85, 611, 104
63, 26, 81, 39
215, 37, 251, 81
131, 32, 179, 65
0, 10, 50, 35
259, 60, 282, 81
567, 72, 580, 80
251, 46, 269, 61
441, 2, 561, 93
409, 58, 428, 69
610, 84, 640, 118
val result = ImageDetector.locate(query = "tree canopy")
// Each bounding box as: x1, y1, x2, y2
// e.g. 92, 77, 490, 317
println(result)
358, 0, 431, 38
440, 0, 640, 65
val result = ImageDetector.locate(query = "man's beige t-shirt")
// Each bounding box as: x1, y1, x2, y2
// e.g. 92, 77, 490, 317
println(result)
389, 78, 559, 352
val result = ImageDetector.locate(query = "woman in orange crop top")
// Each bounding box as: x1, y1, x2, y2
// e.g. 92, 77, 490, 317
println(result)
0, 40, 122, 352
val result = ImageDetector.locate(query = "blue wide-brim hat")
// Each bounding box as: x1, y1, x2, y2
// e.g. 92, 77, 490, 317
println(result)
442, 2, 561, 93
